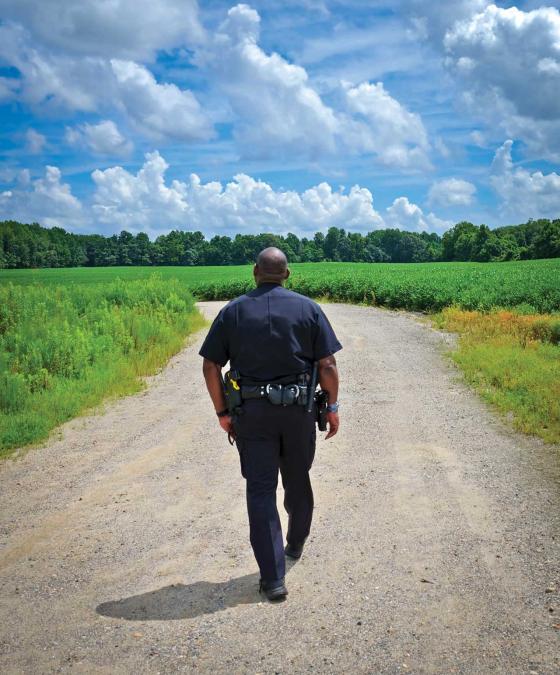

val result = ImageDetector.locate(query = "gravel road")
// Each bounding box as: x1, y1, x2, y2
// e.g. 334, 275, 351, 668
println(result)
1, 301, 559, 675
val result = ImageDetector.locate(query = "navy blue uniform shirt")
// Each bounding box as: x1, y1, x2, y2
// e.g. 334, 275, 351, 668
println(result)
199, 282, 342, 382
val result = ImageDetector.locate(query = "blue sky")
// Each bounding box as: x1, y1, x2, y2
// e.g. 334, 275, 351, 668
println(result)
0, 0, 559, 237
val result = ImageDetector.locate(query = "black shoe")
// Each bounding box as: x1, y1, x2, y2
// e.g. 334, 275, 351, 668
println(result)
259, 578, 288, 601
285, 541, 305, 559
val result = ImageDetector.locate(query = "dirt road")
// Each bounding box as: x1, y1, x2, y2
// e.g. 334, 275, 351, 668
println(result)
1, 301, 559, 674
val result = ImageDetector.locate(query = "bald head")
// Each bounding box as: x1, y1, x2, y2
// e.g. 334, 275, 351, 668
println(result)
254, 247, 290, 285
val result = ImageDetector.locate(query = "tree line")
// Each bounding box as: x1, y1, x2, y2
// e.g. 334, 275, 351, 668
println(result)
0, 218, 559, 269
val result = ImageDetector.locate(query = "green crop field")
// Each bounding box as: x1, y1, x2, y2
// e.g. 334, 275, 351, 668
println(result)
1, 258, 559, 313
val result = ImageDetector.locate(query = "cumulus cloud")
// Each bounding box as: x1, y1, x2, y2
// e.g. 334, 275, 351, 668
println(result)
1, 152, 452, 235
444, 4, 560, 159
344, 82, 431, 169
0, 165, 84, 228
200, 3, 430, 167
0, 2, 430, 166
111, 60, 212, 142
0, 23, 212, 143
65, 120, 133, 157
490, 139, 560, 220
0, 0, 203, 61
403, 0, 489, 41
91, 151, 385, 234
25, 129, 46, 154
0, 23, 113, 112
203, 3, 339, 159
385, 196, 451, 233
428, 177, 476, 207
445, 6, 560, 121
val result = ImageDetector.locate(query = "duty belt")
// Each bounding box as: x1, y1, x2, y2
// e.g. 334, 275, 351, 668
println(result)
241, 383, 310, 407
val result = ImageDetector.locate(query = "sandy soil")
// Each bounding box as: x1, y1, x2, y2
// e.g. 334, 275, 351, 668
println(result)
0, 301, 559, 674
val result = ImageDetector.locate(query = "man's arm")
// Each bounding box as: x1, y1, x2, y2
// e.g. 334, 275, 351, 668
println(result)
318, 354, 339, 440
202, 358, 234, 435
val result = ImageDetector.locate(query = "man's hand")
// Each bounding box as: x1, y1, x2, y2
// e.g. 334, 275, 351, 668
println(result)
219, 414, 235, 438
325, 411, 339, 440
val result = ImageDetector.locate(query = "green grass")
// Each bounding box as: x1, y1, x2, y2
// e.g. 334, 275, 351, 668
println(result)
0, 276, 203, 457
2, 259, 559, 313
436, 309, 560, 445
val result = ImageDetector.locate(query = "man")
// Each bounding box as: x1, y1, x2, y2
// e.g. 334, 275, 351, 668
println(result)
199, 247, 342, 601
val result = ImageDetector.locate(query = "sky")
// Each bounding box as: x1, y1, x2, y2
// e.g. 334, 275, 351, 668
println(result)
0, 0, 559, 238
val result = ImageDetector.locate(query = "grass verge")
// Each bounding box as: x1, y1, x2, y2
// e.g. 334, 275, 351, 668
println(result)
434, 308, 560, 445
0, 275, 204, 458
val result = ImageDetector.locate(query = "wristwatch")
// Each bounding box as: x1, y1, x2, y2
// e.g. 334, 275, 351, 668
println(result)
326, 401, 339, 413
216, 408, 230, 418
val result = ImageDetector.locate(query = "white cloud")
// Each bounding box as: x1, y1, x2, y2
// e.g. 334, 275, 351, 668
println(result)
0, 23, 212, 144
490, 139, 560, 220
0, 0, 203, 61
25, 129, 46, 154
404, 0, 489, 41
0, 165, 84, 228
444, 4, 560, 159
199, 4, 430, 168
91, 152, 189, 231
0, 3, 431, 167
203, 3, 339, 159
385, 196, 451, 233
91, 151, 386, 235
0, 23, 113, 112
428, 177, 476, 207
2, 153, 451, 237
65, 120, 133, 157
111, 60, 213, 142
344, 81, 431, 169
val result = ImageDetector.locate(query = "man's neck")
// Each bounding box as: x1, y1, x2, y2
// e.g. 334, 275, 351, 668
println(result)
257, 280, 283, 286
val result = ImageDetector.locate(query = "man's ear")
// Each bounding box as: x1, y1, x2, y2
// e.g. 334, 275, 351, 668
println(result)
253, 264, 258, 277
285, 267, 291, 279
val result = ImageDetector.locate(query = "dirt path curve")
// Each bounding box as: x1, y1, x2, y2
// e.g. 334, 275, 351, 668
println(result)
1, 302, 559, 674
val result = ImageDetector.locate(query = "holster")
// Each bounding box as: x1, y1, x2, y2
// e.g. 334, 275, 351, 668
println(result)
223, 370, 243, 414
315, 390, 328, 431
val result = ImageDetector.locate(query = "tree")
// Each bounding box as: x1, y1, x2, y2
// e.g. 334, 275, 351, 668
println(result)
532, 220, 560, 259
0, 218, 557, 269
442, 221, 478, 261
324, 227, 345, 260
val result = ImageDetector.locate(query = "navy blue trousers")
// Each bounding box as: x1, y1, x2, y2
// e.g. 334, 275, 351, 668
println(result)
233, 399, 316, 582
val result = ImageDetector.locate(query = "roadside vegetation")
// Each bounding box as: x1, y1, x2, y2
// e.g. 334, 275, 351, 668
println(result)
0, 276, 203, 457
435, 308, 560, 445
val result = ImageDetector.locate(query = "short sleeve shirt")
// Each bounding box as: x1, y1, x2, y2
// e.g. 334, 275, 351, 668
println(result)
198, 282, 342, 382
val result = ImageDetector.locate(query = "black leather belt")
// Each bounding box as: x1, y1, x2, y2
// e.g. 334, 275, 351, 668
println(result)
241, 383, 309, 406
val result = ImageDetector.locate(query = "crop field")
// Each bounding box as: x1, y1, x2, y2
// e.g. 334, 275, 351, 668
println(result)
1, 258, 559, 313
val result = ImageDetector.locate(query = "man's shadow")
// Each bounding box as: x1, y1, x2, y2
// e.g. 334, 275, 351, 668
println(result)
96, 562, 297, 621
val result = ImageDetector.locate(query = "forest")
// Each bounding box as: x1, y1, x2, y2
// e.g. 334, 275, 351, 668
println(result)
0, 218, 559, 269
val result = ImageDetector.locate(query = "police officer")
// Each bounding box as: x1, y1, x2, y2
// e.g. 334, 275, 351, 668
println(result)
199, 247, 342, 601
